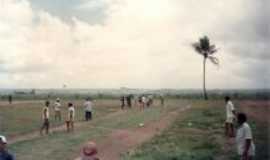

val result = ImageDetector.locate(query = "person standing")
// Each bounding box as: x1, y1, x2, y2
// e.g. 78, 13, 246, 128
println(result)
0, 135, 14, 160
120, 96, 125, 110
84, 98, 93, 121
142, 96, 147, 111
54, 98, 62, 121
126, 95, 132, 108
66, 102, 75, 132
8, 95, 12, 105
159, 95, 164, 106
236, 113, 255, 160
40, 100, 50, 135
225, 96, 236, 137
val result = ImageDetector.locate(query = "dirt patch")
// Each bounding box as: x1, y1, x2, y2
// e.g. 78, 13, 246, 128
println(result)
75, 105, 191, 160
238, 100, 270, 123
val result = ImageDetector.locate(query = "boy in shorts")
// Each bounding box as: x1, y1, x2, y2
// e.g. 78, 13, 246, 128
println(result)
40, 100, 50, 135
66, 102, 75, 132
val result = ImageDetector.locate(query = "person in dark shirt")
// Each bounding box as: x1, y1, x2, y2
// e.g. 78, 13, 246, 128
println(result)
120, 96, 125, 110
126, 95, 132, 108
0, 135, 14, 160
8, 95, 12, 105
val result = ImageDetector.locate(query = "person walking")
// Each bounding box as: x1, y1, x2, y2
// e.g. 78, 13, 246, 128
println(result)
40, 100, 50, 135
236, 113, 255, 160
66, 102, 75, 132
225, 96, 236, 137
84, 98, 93, 121
0, 135, 14, 160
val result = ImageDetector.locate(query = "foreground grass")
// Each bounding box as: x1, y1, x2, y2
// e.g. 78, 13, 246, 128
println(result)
122, 100, 227, 160
9, 99, 189, 160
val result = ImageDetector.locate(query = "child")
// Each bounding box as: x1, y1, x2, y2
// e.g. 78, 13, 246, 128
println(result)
40, 100, 50, 135
80, 141, 99, 160
236, 113, 255, 160
54, 98, 62, 121
66, 102, 75, 132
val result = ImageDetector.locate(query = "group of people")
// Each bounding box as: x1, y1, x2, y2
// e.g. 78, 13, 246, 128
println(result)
120, 95, 165, 111
224, 96, 255, 160
40, 97, 93, 135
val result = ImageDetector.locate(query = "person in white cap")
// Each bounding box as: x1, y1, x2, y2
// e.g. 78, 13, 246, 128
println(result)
54, 98, 62, 121
0, 135, 14, 160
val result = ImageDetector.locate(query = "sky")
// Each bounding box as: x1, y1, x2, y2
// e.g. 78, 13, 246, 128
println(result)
0, 0, 269, 89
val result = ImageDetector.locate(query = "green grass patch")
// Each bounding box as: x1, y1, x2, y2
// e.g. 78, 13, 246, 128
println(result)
122, 100, 226, 160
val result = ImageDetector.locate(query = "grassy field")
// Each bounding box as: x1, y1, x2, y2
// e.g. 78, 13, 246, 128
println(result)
0, 100, 120, 138
0, 99, 268, 160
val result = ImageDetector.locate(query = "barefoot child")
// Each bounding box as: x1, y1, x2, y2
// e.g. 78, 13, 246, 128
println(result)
66, 102, 75, 132
40, 100, 50, 135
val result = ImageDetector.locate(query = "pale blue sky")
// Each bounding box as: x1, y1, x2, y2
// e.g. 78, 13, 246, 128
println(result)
29, 0, 107, 24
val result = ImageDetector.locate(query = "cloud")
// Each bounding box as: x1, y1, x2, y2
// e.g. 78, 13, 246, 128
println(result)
0, 0, 269, 89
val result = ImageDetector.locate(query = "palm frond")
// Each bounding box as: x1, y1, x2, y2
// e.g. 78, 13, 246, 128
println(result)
192, 42, 203, 55
208, 55, 219, 66
209, 45, 217, 55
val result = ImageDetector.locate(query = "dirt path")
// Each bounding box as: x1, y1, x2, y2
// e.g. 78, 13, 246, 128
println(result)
8, 110, 126, 144
75, 105, 191, 160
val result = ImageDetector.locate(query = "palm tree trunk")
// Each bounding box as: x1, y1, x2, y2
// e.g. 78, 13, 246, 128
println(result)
203, 57, 208, 100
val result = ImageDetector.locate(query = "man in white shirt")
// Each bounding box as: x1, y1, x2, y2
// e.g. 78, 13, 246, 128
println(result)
84, 98, 93, 121
142, 96, 147, 109
225, 96, 236, 137
54, 98, 62, 121
236, 113, 255, 160
40, 100, 50, 135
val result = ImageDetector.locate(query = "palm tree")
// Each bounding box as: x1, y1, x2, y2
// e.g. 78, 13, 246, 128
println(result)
192, 36, 219, 100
